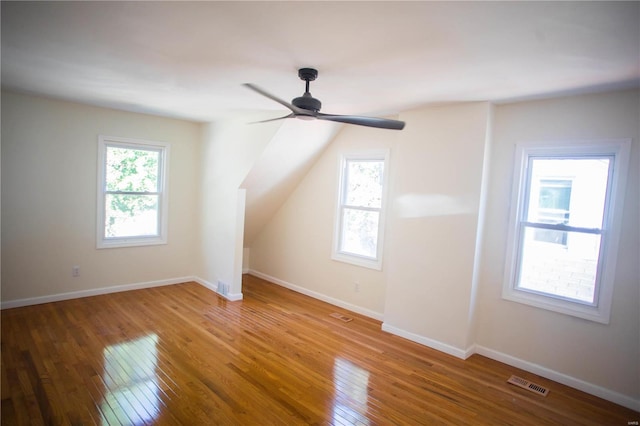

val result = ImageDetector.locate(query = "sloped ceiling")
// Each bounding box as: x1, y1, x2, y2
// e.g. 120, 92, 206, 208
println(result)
241, 119, 342, 245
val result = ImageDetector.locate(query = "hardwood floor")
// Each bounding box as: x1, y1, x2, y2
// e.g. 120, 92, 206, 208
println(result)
2, 274, 638, 425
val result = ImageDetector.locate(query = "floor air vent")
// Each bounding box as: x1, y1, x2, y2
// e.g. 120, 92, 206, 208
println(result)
330, 312, 353, 322
507, 375, 549, 397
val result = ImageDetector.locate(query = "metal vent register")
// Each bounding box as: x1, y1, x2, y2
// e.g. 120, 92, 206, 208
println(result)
507, 375, 550, 396
329, 312, 353, 322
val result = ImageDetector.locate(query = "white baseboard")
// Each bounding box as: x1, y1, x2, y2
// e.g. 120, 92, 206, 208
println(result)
193, 277, 243, 301
381, 323, 474, 360
475, 345, 640, 412
1, 276, 195, 310
1, 275, 246, 309
247, 269, 384, 321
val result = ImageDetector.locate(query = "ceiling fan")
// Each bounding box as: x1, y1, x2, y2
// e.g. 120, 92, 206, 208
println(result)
244, 68, 405, 130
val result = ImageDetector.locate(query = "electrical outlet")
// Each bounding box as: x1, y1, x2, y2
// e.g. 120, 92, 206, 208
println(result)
72, 266, 80, 277
354, 281, 360, 293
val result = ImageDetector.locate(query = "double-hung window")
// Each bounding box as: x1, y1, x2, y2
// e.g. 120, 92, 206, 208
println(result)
97, 135, 169, 249
332, 151, 389, 270
503, 140, 630, 323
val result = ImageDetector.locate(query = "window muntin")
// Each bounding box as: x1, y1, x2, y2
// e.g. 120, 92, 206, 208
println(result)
97, 136, 169, 248
333, 152, 389, 270
503, 140, 630, 323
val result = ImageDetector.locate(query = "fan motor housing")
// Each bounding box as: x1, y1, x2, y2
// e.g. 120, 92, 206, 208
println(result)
293, 93, 321, 112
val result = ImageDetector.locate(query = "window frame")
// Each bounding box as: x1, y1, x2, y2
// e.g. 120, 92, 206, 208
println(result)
332, 150, 390, 270
502, 139, 630, 323
97, 135, 170, 249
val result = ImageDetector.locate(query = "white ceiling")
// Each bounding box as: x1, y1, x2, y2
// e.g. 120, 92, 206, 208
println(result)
2, 1, 639, 123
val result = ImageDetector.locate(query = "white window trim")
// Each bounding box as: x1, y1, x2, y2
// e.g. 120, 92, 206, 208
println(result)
332, 150, 390, 270
97, 135, 170, 249
502, 139, 630, 324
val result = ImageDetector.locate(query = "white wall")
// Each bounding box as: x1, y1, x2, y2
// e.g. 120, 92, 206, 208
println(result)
475, 89, 640, 404
383, 102, 492, 355
197, 118, 281, 298
1, 91, 202, 303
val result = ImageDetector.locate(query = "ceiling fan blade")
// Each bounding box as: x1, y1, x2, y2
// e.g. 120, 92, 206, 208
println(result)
249, 113, 294, 124
316, 113, 405, 130
243, 83, 306, 115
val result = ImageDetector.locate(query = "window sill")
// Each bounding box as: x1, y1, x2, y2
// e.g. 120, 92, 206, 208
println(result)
97, 236, 167, 249
331, 252, 382, 271
502, 286, 610, 324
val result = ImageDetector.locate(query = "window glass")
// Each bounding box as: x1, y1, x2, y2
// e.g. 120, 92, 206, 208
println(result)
518, 227, 601, 303
105, 194, 159, 238
104, 146, 161, 239
344, 160, 384, 208
106, 147, 160, 192
340, 208, 380, 258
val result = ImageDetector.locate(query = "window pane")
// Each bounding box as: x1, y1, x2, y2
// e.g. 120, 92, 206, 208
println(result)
340, 208, 380, 258
345, 160, 384, 208
527, 158, 609, 229
105, 194, 159, 238
518, 226, 601, 303
106, 147, 160, 192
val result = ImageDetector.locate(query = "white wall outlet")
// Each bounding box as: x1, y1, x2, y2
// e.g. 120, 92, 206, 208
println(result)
72, 265, 80, 277
354, 281, 360, 293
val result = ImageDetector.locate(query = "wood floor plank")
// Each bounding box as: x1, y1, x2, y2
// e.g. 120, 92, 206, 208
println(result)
2, 274, 638, 425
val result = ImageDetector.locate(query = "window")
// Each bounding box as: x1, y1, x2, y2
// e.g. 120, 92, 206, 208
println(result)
503, 140, 630, 323
332, 151, 389, 270
97, 135, 169, 248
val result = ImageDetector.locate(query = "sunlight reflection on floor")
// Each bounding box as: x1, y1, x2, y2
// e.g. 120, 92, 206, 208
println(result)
332, 357, 371, 425
101, 334, 160, 424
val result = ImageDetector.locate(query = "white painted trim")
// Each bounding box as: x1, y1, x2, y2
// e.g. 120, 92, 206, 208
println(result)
0, 276, 193, 310
475, 345, 640, 412
248, 269, 384, 321
381, 323, 473, 360
1, 276, 245, 309
193, 277, 243, 301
